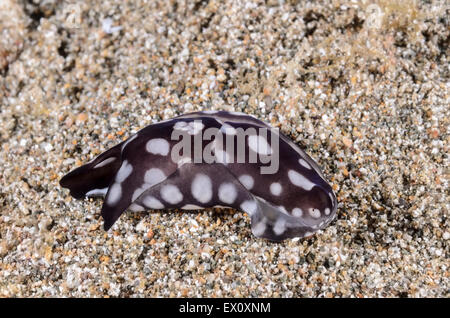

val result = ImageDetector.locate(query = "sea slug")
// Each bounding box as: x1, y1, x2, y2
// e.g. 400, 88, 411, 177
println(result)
60, 111, 337, 241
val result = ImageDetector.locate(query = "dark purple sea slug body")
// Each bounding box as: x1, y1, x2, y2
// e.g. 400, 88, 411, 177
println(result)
60, 111, 337, 241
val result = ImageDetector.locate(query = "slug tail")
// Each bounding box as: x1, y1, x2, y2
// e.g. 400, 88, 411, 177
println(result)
60, 144, 122, 200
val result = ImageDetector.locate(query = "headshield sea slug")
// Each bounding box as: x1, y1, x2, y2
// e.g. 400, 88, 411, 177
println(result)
60, 111, 337, 241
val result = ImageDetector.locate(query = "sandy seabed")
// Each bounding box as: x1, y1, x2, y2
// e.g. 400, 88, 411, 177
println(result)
0, 0, 448, 297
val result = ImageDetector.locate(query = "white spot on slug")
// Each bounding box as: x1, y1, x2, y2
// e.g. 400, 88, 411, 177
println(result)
132, 187, 146, 202
324, 207, 331, 215
86, 187, 108, 197
94, 157, 116, 169
218, 182, 237, 204
143, 195, 164, 209
270, 182, 282, 196
230, 111, 255, 118
160, 184, 183, 204
238, 174, 254, 190
220, 124, 237, 135
273, 218, 286, 235
116, 160, 133, 183
277, 206, 289, 215
299, 158, 312, 169
177, 156, 192, 168
189, 121, 205, 135
129, 203, 144, 212
191, 174, 213, 204
240, 200, 257, 215
174, 121, 204, 135
181, 204, 204, 210
292, 207, 303, 217
309, 208, 321, 219
146, 138, 170, 156
248, 135, 272, 155
144, 168, 166, 187
288, 170, 316, 191
252, 221, 267, 236
214, 145, 231, 164
107, 183, 121, 205
174, 121, 187, 130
